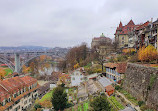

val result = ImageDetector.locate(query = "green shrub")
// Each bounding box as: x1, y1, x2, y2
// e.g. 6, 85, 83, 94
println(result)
145, 109, 154, 111
34, 103, 42, 110
148, 74, 157, 90
138, 101, 145, 107
115, 85, 122, 90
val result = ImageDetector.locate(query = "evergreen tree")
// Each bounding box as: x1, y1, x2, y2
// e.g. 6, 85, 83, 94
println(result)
90, 96, 111, 111
51, 86, 68, 111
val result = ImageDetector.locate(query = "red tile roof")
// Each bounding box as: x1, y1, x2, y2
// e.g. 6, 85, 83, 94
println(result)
20, 76, 37, 86
115, 20, 135, 35
0, 76, 38, 103
105, 85, 114, 92
59, 74, 71, 79
0, 86, 9, 102
135, 21, 149, 30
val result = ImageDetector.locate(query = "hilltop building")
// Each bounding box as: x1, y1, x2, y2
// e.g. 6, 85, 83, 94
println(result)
91, 33, 112, 49
0, 76, 39, 111
115, 20, 136, 48
115, 19, 158, 51
91, 33, 114, 60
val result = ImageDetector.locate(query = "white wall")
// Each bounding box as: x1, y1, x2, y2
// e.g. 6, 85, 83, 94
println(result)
71, 70, 84, 86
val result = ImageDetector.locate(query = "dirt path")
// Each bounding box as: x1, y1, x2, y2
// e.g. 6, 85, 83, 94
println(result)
116, 91, 141, 111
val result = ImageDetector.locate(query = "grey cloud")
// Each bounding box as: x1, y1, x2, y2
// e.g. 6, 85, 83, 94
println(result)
0, 0, 157, 47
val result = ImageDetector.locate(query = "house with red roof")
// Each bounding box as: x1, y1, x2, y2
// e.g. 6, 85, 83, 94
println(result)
57, 73, 71, 87
0, 76, 39, 111
115, 18, 158, 50
104, 62, 127, 83
115, 20, 136, 48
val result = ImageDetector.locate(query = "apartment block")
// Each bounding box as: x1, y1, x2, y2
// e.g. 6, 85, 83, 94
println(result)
0, 76, 39, 111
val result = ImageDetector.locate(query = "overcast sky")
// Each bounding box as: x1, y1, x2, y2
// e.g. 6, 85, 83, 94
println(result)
0, 0, 158, 48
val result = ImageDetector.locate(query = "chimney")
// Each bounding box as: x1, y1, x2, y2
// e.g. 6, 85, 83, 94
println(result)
151, 18, 153, 22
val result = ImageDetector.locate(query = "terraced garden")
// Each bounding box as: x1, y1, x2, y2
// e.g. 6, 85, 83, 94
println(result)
69, 102, 89, 111
40, 90, 54, 102
108, 96, 125, 110
119, 89, 138, 105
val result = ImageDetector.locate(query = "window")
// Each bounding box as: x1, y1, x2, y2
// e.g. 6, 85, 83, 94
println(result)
24, 100, 27, 105
8, 98, 11, 102
14, 93, 16, 98
122, 37, 124, 40
122, 41, 124, 44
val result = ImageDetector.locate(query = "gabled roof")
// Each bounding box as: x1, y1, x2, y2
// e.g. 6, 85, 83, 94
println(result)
119, 21, 123, 28
127, 19, 135, 25
115, 19, 135, 35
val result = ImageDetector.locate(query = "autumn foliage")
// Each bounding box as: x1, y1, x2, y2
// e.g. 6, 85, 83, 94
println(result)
138, 45, 158, 62
74, 63, 79, 69
40, 100, 52, 108
0, 68, 6, 80
22, 65, 31, 74
122, 48, 136, 55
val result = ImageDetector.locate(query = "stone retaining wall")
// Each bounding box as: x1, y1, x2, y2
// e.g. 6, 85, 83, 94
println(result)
123, 63, 158, 109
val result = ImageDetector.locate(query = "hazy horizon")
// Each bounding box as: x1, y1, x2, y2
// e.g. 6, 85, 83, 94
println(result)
0, 0, 158, 48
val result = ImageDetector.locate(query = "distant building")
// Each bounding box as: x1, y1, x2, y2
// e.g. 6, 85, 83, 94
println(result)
105, 62, 127, 83
91, 33, 112, 49
0, 76, 39, 111
70, 68, 87, 87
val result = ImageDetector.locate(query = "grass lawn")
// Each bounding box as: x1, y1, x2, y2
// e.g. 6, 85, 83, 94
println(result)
68, 101, 89, 111
4, 68, 13, 76
83, 102, 89, 111
78, 105, 82, 111
108, 96, 124, 110
40, 90, 54, 102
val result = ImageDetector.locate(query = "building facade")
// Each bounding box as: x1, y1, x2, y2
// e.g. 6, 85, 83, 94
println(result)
115, 20, 135, 48
115, 19, 158, 51
0, 76, 39, 111
105, 63, 127, 83
91, 33, 112, 49
71, 68, 87, 87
